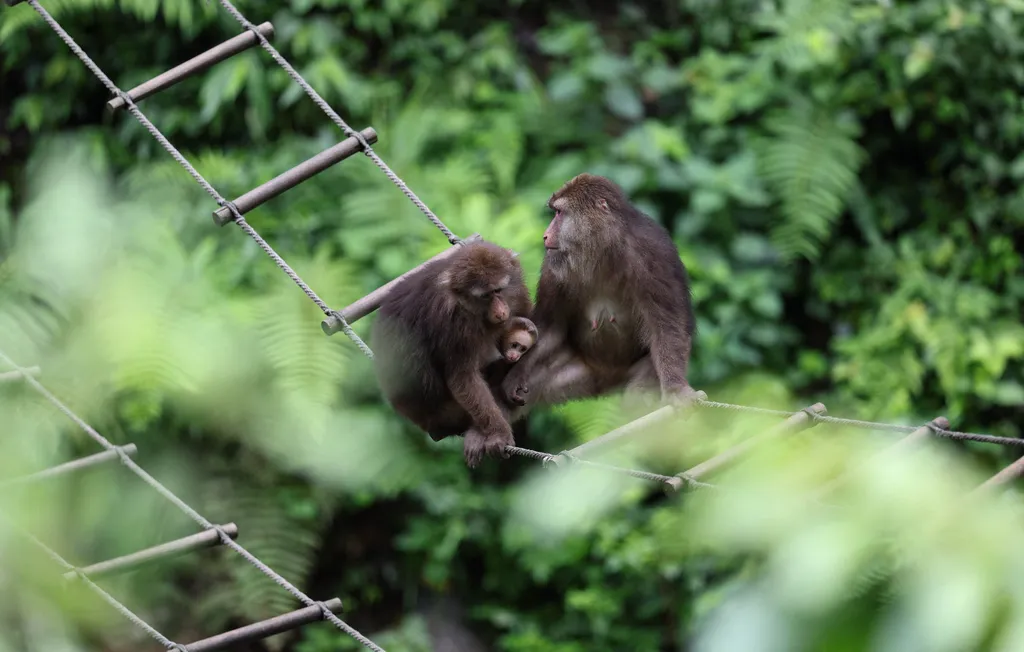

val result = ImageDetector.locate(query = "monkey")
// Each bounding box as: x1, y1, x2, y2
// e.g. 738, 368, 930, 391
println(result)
371, 240, 532, 468
500, 173, 701, 415
495, 316, 538, 365
481, 317, 538, 391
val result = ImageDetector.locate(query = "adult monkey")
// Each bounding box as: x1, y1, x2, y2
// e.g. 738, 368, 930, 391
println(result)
372, 241, 533, 467
501, 173, 702, 413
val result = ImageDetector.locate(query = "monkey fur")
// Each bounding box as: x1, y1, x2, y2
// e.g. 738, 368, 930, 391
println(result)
372, 240, 533, 467
501, 173, 699, 414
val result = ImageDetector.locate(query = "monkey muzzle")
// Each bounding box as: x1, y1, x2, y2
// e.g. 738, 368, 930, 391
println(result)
488, 299, 510, 324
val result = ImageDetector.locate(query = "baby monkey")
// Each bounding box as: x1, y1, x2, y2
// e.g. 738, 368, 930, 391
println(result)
496, 316, 538, 364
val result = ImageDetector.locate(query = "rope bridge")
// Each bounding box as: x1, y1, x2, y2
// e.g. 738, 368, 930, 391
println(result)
3, 0, 1023, 649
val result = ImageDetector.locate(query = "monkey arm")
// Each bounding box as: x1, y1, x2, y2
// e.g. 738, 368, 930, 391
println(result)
444, 363, 512, 437
638, 297, 694, 398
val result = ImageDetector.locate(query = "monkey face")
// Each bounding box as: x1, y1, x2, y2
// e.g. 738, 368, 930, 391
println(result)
440, 244, 523, 325
458, 273, 513, 325
501, 331, 535, 362
544, 174, 618, 256
480, 287, 511, 324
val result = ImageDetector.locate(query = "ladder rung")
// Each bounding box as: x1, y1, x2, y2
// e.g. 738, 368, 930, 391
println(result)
321, 233, 482, 335
0, 366, 41, 382
564, 405, 678, 460
63, 523, 239, 581
212, 127, 378, 226
665, 402, 827, 492
814, 417, 947, 498
5, 1, 26, 6
0, 444, 138, 489
106, 22, 275, 113
182, 597, 343, 652
976, 455, 1024, 492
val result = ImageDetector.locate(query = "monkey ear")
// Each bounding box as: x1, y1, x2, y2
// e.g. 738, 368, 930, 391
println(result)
597, 198, 609, 212
506, 248, 520, 259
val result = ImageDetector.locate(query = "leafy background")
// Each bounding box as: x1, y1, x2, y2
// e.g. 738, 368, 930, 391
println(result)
1, 0, 1024, 651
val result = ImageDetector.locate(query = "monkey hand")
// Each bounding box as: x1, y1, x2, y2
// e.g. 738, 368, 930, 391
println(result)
463, 423, 514, 468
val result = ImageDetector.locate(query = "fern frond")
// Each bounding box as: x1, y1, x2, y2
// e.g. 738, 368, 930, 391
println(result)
553, 395, 633, 449
193, 475, 322, 645
755, 105, 865, 261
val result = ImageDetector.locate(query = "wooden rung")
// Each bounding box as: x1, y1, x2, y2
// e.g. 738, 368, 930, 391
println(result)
106, 22, 275, 113
665, 403, 827, 492
566, 406, 677, 459
182, 598, 343, 652
321, 233, 483, 335
975, 455, 1024, 493
0, 444, 138, 489
813, 417, 947, 499
64, 523, 239, 581
0, 365, 41, 382
212, 127, 378, 226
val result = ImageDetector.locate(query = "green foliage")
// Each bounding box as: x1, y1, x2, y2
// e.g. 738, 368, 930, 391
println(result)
3, 0, 1024, 650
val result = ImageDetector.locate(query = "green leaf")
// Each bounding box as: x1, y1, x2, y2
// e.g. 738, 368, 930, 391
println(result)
604, 82, 644, 120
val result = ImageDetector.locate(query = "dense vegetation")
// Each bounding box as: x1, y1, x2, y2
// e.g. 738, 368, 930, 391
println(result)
2, 0, 1023, 650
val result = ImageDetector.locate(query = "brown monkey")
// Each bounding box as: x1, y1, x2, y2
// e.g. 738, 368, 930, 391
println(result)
501, 173, 700, 413
372, 241, 532, 467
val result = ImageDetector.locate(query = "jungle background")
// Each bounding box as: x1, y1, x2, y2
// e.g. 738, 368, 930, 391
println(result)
2, 0, 1024, 650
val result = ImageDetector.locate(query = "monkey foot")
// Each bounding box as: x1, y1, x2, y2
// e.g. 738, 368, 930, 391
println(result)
663, 387, 707, 412
504, 382, 529, 407
463, 428, 514, 468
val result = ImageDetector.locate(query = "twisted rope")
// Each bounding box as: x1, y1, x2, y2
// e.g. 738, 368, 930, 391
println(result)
505, 446, 715, 491
696, 399, 1023, 448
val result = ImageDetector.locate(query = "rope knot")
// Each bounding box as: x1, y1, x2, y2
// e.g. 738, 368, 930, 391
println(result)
315, 600, 333, 619
800, 406, 823, 422
240, 19, 261, 38
542, 450, 579, 469
216, 198, 243, 222
114, 446, 133, 467
115, 89, 134, 109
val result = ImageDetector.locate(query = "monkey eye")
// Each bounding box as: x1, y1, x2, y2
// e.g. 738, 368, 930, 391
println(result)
492, 288, 502, 295
554, 209, 562, 218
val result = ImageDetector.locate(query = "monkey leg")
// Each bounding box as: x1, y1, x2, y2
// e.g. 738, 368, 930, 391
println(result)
624, 355, 703, 412
620, 356, 661, 410
421, 401, 473, 442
